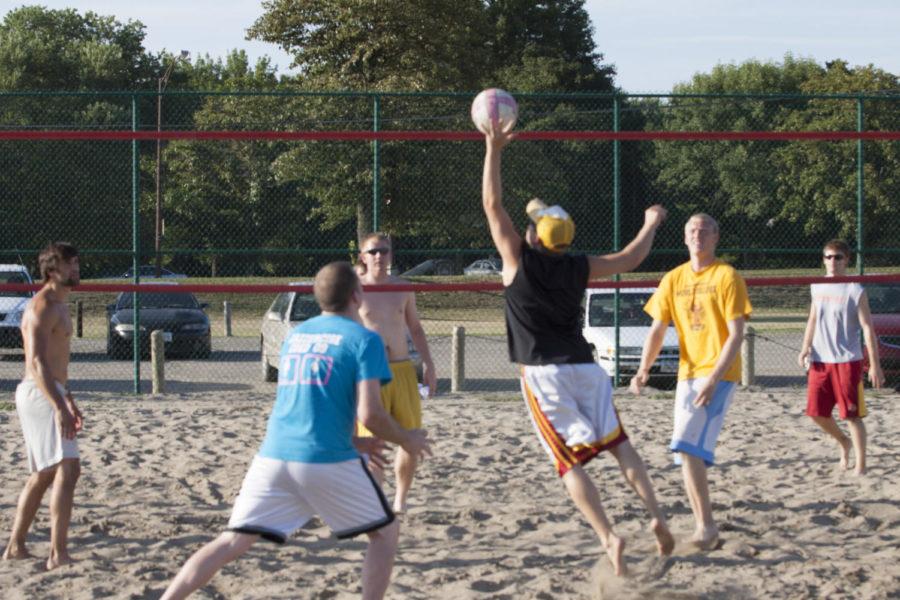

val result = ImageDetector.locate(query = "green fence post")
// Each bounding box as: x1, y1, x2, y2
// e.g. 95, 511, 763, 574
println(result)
132, 93, 141, 394
613, 95, 622, 386
856, 97, 865, 275
372, 94, 381, 233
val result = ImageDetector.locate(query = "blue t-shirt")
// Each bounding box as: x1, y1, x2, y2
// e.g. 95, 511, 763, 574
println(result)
257, 314, 392, 463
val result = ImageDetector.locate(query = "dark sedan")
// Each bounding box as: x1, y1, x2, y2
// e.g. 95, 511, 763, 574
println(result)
107, 290, 211, 359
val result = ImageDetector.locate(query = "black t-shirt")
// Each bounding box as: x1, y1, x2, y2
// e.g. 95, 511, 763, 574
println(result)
504, 244, 593, 365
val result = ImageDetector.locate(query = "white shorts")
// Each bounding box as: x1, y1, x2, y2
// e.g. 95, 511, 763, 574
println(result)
670, 378, 737, 466
520, 363, 627, 477
227, 455, 394, 543
15, 379, 79, 472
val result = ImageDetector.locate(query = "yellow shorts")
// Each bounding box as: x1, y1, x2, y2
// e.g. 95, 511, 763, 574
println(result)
357, 360, 421, 436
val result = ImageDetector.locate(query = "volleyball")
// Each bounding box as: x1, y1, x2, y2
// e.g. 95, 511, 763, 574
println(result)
470, 88, 518, 134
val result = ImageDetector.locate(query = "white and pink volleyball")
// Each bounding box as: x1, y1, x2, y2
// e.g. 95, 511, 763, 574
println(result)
470, 88, 518, 134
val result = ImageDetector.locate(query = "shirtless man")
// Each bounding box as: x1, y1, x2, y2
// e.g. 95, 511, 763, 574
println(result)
356, 233, 437, 513
3, 242, 83, 570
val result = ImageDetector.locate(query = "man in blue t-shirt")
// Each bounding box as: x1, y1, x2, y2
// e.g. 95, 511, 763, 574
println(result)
162, 262, 431, 600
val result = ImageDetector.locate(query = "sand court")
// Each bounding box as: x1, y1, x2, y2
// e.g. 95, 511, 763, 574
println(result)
1, 386, 898, 599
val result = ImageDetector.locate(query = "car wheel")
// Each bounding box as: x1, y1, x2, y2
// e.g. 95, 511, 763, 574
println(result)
195, 344, 211, 360
261, 339, 278, 382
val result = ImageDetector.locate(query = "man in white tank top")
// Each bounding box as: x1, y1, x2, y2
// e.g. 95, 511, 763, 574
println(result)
798, 240, 884, 475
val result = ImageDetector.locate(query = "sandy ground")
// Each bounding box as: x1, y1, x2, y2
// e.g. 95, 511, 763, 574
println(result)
1, 385, 898, 599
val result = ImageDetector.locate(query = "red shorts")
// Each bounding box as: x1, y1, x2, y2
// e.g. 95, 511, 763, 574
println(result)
806, 360, 867, 420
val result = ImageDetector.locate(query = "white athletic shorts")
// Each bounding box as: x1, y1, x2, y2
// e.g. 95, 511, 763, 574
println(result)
15, 379, 79, 472
520, 363, 627, 477
670, 378, 737, 466
227, 455, 394, 543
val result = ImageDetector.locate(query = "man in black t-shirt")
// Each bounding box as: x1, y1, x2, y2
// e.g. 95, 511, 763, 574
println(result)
480, 120, 672, 576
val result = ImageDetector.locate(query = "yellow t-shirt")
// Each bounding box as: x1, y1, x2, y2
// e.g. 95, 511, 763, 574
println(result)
644, 260, 752, 382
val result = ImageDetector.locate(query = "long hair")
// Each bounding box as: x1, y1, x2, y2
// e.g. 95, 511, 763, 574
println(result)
38, 242, 79, 282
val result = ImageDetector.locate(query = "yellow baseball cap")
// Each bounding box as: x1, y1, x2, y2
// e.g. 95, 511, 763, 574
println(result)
526, 198, 575, 252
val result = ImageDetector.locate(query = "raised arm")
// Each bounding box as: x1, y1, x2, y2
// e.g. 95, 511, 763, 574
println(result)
857, 291, 884, 388
587, 205, 667, 279
482, 124, 522, 283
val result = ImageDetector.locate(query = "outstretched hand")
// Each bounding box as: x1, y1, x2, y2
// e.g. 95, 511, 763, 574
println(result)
485, 119, 516, 151
353, 436, 390, 471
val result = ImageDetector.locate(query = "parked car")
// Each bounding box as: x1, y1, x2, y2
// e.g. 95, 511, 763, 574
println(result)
0, 264, 33, 348
582, 287, 679, 386
119, 265, 187, 279
463, 258, 501, 277
260, 284, 421, 382
106, 286, 211, 359
401, 259, 453, 277
864, 282, 900, 384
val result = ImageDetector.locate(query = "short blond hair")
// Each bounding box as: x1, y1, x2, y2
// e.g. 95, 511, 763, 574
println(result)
685, 213, 719, 234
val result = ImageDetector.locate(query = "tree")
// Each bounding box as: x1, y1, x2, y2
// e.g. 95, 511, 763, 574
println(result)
0, 6, 159, 275
249, 0, 617, 248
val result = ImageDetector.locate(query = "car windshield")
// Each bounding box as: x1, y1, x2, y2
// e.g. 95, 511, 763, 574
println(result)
0, 271, 31, 298
117, 292, 199, 309
589, 292, 653, 327
290, 294, 320, 322
865, 283, 900, 314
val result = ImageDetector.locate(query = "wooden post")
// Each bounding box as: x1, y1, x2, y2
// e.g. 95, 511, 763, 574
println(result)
151, 330, 165, 394
75, 300, 83, 338
451, 326, 465, 392
741, 326, 755, 386
223, 301, 233, 337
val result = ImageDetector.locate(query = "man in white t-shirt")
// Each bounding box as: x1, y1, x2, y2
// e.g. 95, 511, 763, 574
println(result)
798, 240, 884, 475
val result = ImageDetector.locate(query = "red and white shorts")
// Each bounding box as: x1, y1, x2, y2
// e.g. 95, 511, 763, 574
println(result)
806, 360, 866, 420
520, 363, 627, 477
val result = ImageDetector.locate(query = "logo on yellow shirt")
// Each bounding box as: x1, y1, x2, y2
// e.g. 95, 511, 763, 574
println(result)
689, 302, 705, 331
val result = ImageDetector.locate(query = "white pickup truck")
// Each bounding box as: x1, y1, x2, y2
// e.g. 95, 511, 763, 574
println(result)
581, 287, 680, 386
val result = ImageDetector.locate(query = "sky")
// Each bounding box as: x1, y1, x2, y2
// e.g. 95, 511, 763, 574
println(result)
12, 0, 900, 93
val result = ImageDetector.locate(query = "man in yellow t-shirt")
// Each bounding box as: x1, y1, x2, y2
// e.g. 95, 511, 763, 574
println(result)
630, 213, 752, 551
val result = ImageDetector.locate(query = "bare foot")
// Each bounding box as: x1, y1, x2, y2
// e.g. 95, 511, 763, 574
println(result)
854, 465, 867, 476
604, 534, 626, 576
688, 526, 719, 551
392, 500, 407, 515
651, 518, 675, 556
46, 553, 76, 571
3, 544, 32, 560
838, 438, 851, 470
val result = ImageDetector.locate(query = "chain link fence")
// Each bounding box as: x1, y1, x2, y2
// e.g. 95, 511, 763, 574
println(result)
1, 90, 898, 394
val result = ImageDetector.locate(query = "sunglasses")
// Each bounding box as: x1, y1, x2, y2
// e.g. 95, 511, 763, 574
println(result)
364, 247, 391, 256
823, 254, 845, 260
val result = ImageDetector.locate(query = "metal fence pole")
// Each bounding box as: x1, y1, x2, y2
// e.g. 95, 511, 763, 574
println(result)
372, 94, 381, 232
131, 93, 141, 394
612, 94, 622, 386
75, 300, 83, 338
223, 301, 232, 337
856, 97, 865, 275
451, 326, 465, 392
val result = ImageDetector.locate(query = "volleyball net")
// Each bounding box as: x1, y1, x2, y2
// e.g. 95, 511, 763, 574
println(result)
0, 90, 898, 393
